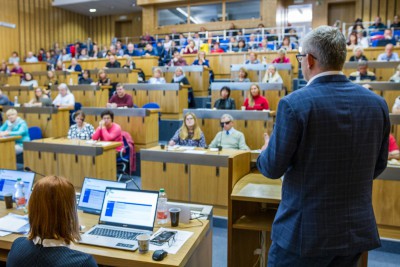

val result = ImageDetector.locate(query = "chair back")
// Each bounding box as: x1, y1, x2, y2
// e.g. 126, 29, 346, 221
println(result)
28, 126, 43, 140
142, 102, 160, 109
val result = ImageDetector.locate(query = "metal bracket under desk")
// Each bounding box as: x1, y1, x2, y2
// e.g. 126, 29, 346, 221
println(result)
141, 150, 229, 167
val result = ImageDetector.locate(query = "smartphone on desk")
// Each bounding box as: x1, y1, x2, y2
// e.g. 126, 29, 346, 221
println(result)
150, 231, 177, 246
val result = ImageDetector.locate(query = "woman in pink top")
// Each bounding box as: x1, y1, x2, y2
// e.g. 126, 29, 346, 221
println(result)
92, 110, 123, 151
243, 84, 269, 111
271, 48, 290, 63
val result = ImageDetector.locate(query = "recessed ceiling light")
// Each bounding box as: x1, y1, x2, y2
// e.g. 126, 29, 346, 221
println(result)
89, 9, 96, 12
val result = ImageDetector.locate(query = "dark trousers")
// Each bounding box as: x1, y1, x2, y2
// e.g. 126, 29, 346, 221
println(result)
268, 242, 362, 267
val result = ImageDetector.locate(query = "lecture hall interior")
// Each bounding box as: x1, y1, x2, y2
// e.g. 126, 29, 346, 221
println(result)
0, 0, 399, 266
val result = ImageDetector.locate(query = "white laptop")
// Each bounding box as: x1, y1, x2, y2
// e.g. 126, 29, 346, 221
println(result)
77, 177, 127, 214
0, 169, 35, 202
79, 188, 159, 251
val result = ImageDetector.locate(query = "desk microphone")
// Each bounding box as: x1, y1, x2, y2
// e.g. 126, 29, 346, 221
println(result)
218, 122, 224, 154
42, 116, 52, 142
24, 167, 46, 183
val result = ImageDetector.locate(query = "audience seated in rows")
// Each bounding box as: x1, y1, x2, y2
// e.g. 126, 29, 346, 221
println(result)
234, 67, 250, 82
122, 56, 136, 70
391, 15, 400, 28
182, 40, 198, 55
169, 112, 206, 147
272, 48, 290, 63
262, 65, 283, 83
20, 72, 38, 87
68, 110, 95, 140
148, 68, 166, 84
389, 134, 400, 160
25, 51, 38, 63
211, 42, 224, 54
52, 83, 75, 108
105, 55, 121, 68
89, 44, 103, 58
347, 32, 358, 49
213, 86, 236, 110
143, 43, 158, 57
92, 109, 123, 151
78, 70, 93, 85
8, 51, 20, 64
209, 114, 249, 150
349, 46, 368, 62
245, 52, 260, 64
244, 84, 269, 111
25, 88, 51, 107
192, 51, 210, 67
107, 83, 133, 108
97, 69, 111, 86
0, 108, 30, 155
10, 62, 24, 74
0, 61, 10, 75
67, 58, 82, 72
171, 67, 195, 108
377, 44, 399, 61
168, 50, 187, 66
349, 61, 376, 82
368, 16, 386, 30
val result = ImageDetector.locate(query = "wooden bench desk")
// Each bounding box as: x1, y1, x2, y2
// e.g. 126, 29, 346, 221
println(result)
343, 61, 399, 82
23, 138, 121, 188
32, 70, 80, 87
141, 147, 250, 215
61, 85, 110, 108
157, 66, 210, 97
0, 136, 20, 170
0, 202, 211, 267
82, 107, 159, 151
2, 106, 70, 138
0, 85, 34, 104
87, 68, 139, 84
124, 83, 188, 119
356, 82, 400, 111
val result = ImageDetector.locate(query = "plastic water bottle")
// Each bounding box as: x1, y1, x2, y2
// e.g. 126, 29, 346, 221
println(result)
14, 178, 26, 209
69, 78, 73, 85
14, 96, 18, 106
356, 71, 361, 82
156, 188, 168, 224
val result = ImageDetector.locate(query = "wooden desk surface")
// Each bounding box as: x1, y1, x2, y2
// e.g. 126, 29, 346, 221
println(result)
231, 173, 281, 203
0, 204, 210, 267
0, 136, 21, 143
29, 137, 122, 151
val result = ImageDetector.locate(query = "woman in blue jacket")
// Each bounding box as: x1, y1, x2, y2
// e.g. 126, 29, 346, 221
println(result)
0, 108, 30, 154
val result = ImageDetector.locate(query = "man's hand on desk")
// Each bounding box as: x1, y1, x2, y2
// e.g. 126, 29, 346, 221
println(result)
261, 133, 270, 151
169, 140, 176, 146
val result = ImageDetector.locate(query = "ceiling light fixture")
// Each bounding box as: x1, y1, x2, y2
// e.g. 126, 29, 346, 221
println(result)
89, 9, 96, 13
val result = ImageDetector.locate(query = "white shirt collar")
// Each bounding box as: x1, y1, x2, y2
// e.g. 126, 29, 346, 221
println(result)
33, 236, 70, 247
306, 71, 344, 86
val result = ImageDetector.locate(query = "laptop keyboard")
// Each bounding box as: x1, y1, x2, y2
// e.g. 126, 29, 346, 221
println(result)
88, 228, 142, 241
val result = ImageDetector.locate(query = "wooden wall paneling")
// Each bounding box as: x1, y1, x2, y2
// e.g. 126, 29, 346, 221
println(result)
363, 0, 371, 22
379, 0, 387, 23
370, 0, 379, 22
387, 0, 396, 23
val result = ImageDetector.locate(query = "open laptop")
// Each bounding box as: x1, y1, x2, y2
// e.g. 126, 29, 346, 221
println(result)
79, 188, 159, 251
77, 177, 127, 214
0, 169, 35, 202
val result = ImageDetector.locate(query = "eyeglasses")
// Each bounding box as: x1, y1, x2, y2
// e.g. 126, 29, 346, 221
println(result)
220, 121, 231, 125
295, 53, 318, 63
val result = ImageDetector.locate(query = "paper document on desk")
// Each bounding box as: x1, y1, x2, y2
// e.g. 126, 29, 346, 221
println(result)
149, 227, 193, 254
183, 150, 206, 154
0, 213, 29, 233
0, 230, 12, 237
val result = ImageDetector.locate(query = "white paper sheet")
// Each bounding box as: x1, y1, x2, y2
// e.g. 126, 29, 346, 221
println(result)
183, 150, 207, 154
149, 227, 193, 254
0, 213, 29, 233
0, 230, 12, 237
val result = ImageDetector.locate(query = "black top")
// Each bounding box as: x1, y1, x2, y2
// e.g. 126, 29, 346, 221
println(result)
78, 77, 93, 85
349, 55, 368, 62
214, 98, 236, 110
171, 76, 195, 108
105, 61, 121, 68
7, 237, 97, 267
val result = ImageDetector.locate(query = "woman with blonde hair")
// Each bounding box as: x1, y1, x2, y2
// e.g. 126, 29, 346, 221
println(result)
97, 69, 111, 86
7, 175, 97, 267
262, 65, 283, 83
243, 84, 269, 111
169, 112, 206, 147
0, 108, 30, 154
148, 67, 166, 84
25, 87, 51, 107
235, 67, 250, 82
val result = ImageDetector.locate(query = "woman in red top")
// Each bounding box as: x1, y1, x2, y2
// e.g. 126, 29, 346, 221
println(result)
92, 110, 123, 151
389, 134, 400, 159
211, 42, 225, 54
243, 84, 269, 111
272, 48, 290, 63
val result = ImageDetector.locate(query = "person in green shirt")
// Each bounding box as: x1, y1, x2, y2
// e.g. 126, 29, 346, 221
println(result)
209, 114, 249, 150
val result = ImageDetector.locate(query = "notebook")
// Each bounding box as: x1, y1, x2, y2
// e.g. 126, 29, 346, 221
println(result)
79, 188, 159, 251
0, 169, 35, 202
77, 177, 127, 214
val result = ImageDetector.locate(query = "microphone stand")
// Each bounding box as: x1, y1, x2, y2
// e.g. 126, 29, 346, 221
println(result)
218, 123, 223, 155
42, 115, 52, 142
24, 167, 46, 183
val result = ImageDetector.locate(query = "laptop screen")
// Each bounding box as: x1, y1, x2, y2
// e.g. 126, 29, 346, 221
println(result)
99, 188, 159, 231
0, 169, 35, 201
78, 178, 127, 214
